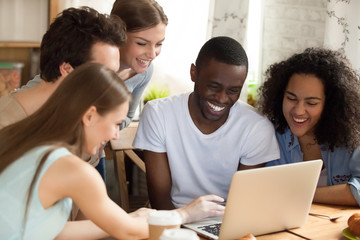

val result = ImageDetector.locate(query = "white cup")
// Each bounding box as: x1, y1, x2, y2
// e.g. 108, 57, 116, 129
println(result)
160, 228, 200, 240
148, 210, 182, 240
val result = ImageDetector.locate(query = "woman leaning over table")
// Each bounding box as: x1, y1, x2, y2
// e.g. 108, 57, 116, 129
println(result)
90, 0, 169, 178
257, 48, 360, 206
0, 63, 224, 240
110, 0, 168, 129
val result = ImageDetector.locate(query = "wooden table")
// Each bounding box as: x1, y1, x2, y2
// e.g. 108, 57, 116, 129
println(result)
109, 122, 145, 212
109, 123, 359, 238
287, 203, 359, 240
197, 203, 359, 240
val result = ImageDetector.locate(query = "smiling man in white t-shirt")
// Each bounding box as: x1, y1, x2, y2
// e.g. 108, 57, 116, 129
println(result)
133, 36, 280, 211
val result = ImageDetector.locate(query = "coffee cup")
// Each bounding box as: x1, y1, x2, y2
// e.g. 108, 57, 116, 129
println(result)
148, 210, 182, 240
160, 228, 200, 240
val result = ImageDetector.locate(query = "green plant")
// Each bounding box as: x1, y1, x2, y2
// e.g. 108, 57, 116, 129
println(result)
143, 85, 170, 103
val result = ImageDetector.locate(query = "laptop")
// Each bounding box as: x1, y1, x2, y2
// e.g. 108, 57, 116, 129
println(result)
183, 160, 323, 240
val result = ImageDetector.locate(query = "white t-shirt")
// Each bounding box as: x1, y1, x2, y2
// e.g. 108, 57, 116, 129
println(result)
133, 92, 280, 207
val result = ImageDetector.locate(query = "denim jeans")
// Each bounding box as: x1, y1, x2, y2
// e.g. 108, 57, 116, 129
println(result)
95, 157, 106, 182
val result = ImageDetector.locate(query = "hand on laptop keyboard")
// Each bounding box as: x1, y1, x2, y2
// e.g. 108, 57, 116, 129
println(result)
176, 194, 225, 223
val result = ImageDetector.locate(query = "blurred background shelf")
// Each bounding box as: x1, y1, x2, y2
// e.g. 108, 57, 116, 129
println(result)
0, 42, 41, 86
0, 41, 41, 48
0, 0, 50, 87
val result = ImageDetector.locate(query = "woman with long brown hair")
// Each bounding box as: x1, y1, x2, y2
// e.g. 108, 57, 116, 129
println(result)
0, 63, 224, 239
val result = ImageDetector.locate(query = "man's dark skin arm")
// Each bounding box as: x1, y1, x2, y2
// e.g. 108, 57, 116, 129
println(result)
145, 151, 265, 210
238, 162, 265, 170
144, 150, 175, 210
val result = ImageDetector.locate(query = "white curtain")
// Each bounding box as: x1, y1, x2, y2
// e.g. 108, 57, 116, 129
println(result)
324, 0, 360, 72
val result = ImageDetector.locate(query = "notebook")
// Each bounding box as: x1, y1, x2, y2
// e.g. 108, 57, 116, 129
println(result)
183, 160, 323, 240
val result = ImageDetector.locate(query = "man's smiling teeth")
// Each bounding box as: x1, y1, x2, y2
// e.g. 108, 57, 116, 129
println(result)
208, 102, 225, 112
293, 117, 306, 123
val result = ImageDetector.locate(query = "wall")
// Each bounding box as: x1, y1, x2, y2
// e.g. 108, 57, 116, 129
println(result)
211, 0, 327, 79
211, 0, 249, 45
261, 0, 327, 75
0, 0, 48, 42
0, 0, 329, 95
56, 0, 114, 14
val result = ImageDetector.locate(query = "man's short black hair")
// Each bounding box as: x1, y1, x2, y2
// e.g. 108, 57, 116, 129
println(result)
195, 36, 248, 73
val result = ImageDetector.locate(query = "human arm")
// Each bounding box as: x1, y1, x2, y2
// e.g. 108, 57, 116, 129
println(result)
55, 220, 109, 240
175, 195, 225, 224
313, 184, 358, 206
238, 163, 265, 170
144, 150, 226, 222
315, 147, 360, 206
56, 208, 158, 239
144, 150, 175, 210
40, 155, 152, 239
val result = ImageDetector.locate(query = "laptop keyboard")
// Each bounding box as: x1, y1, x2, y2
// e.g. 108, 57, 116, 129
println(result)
199, 223, 221, 236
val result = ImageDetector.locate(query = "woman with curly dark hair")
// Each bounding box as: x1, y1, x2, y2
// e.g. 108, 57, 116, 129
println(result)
257, 47, 360, 206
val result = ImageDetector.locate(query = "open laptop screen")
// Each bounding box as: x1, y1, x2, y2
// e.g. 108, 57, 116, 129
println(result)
183, 160, 322, 240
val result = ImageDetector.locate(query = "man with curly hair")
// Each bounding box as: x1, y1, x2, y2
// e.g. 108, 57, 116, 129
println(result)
257, 47, 360, 206
0, 6, 126, 220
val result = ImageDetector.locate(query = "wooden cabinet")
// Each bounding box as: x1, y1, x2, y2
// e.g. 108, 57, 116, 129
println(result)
0, 41, 40, 86
0, 0, 98, 86
0, 0, 56, 86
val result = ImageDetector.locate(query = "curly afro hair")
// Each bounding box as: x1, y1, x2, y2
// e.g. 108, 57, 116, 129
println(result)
257, 47, 360, 150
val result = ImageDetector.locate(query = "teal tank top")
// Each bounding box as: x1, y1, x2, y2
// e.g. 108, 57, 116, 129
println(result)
0, 146, 72, 239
